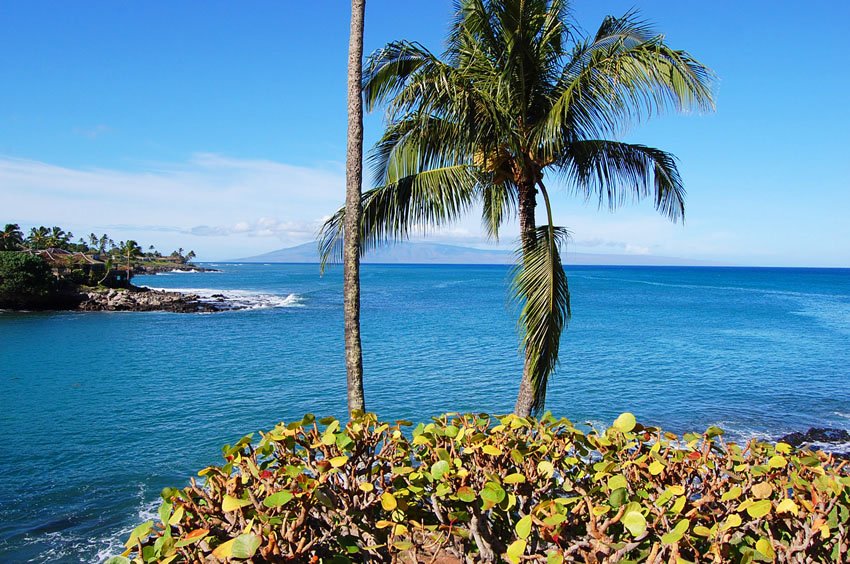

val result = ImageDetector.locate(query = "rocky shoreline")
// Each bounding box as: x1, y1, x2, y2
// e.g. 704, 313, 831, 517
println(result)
778, 427, 850, 459
76, 286, 240, 313
0, 286, 242, 313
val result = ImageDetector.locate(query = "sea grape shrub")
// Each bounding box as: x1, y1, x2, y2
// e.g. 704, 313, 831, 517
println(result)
0, 251, 54, 308
114, 413, 849, 563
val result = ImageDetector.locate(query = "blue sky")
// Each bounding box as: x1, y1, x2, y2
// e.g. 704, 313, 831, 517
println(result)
2, 1, 849, 265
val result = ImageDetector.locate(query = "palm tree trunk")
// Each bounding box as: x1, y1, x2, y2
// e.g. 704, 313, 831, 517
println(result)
514, 181, 537, 417
343, 0, 366, 416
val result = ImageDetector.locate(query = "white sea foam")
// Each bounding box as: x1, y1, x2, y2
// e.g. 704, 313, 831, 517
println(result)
167, 268, 223, 273
143, 286, 303, 310
13, 484, 160, 563
91, 485, 160, 563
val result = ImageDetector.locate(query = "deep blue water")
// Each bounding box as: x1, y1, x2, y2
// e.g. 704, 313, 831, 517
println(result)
1, 263, 849, 561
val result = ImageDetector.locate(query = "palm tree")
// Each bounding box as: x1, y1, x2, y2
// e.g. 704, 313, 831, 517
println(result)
0, 224, 24, 251
120, 240, 142, 286
341, 0, 367, 416
27, 226, 50, 250
320, 0, 714, 416
47, 226, 70, 249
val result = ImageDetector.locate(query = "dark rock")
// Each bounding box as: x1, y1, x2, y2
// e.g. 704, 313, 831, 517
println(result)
779, 428, 850, 447
74, 287, 243, 313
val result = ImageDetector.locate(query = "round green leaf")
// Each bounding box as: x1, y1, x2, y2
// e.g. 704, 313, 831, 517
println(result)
622, 510, 646, 537
515, 514, 533, 539
430, 460, 450, 480
613, 412, 636, 433
263, 490, 294, 508
747, 499, 772, 519
506, 539, 527, 563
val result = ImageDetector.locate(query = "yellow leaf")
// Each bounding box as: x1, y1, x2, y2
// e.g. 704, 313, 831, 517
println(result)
776, 498, 798, 515
693, 525, 712, 537
721, 514, 742, 531
222, 495, 252, 512
775, 442, 791, 454
168, 506, 184, 526
515, 514, 533, 539
505, 539, 527, 564
359, 482, 374, 493
649, 460, 665, 475
746, 499, 772, 519
329, 456, 349, 468
212, 538, 235, 558
768, 455, 787, 469
720, 486, 742, 501
607, 475, 628, 491
482, 445, 503, 456
751, 482, 773, 499
668, 485, 685, 496
504, 473, 526, 484
381, 492, 397, 511
613, 412, 636, 433
756, 538, 775, 559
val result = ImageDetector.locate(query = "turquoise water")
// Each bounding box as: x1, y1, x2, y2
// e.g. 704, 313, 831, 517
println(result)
1, 263, 849, 561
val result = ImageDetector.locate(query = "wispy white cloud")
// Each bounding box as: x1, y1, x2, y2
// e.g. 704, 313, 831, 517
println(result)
6, 152, 835, 265
2, 153, 345, 259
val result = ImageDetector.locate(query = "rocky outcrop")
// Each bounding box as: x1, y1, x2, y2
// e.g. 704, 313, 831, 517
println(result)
778, 428, 850, 459
76, 287, 239, 313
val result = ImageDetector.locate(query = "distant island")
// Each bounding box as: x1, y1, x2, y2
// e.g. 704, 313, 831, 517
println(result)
235, 241, 715, 266
0, 223, 227, 312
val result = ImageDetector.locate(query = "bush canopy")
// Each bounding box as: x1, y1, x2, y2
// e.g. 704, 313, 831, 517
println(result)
113, 413, 849, 563
0, 251, 54, 307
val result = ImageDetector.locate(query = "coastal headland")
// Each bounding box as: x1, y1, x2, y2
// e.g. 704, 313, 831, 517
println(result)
0, 224, 231, 312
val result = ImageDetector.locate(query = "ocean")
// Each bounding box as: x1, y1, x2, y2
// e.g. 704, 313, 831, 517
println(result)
1, 263, 848, 561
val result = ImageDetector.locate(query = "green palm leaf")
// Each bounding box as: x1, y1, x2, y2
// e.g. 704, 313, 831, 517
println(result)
512, 225, 571, 414
319, 164, 479, 270
560, 140, 686, 222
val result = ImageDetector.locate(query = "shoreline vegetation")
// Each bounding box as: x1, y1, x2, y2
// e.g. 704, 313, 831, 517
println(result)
111, 413, 850, 563
0, 223, 228, 313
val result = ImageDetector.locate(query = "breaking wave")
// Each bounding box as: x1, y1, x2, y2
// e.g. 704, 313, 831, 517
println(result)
143, 287, 303, 310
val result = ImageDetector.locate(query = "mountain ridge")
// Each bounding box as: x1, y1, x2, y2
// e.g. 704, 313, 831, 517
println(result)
233, 242, 715, 266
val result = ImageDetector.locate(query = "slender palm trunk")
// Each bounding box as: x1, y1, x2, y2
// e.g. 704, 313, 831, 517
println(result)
343, 0, 366, 416
514, 181, 537, 417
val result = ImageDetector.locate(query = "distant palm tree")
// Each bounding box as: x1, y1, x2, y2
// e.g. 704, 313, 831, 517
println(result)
27, 226, 50, 250
120, 240, 142, 286
0, 224, 24, 251
42, 226, 72, 249
340, 0, 367, 416
320, 0, 714, 416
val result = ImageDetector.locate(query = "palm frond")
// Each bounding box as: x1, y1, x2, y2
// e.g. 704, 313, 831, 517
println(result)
559, 140, 686, 222
318, 164, 480, 271
481, 180, 517, 240
511, 225, 571, 414
536, 17, 715, 147
362, 41, 439, 112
